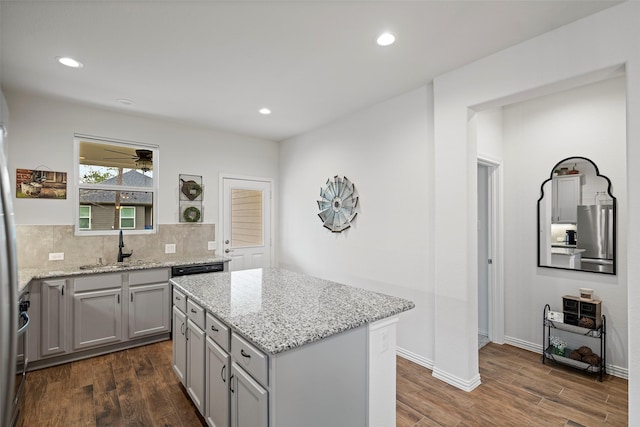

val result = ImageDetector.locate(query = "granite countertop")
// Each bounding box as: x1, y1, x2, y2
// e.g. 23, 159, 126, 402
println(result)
170, 268, 415, 355
18, 256, 230, 292
551, 247, 586, 256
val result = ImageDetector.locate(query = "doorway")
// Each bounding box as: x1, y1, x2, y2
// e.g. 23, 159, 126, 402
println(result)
477, 159, 504, 347
221, 176, 273, 271
478, 164, 490, 348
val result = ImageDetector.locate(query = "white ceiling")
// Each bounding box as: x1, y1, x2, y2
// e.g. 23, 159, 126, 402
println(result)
0, 1, 621, 142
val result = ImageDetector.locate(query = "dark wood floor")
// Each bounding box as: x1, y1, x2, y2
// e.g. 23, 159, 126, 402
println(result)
20, 340, 627, 426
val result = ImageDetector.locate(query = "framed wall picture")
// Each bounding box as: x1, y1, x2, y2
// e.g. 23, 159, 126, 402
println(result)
16, 168, 67, 199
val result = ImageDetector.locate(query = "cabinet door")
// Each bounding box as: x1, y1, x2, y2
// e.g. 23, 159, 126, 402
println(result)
206, 337, 230, 427
73, 288, 122, 350
553, 176, 580, 223
172, 306, 187, 386
128, 283, 170, 339
41, 279, 68, 357
187, 318, 206, 416
230, 362, 268, 427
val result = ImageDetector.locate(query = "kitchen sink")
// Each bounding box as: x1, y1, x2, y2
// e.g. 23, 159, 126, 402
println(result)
79, 263, 126, 270
78, 260, 153, 270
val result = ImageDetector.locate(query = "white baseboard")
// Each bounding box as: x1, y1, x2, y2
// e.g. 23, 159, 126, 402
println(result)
396, 346, 434, 370
397, 347, 481, 391
432, 367, 482, 392
503, 335, 628, 380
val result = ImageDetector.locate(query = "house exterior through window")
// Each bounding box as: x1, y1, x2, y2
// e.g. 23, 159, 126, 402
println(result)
75, 136, 157, 234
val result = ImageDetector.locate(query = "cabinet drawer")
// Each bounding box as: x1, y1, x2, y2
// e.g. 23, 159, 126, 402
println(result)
579, 301, 601, 316
74, 273, 122, 292
173, 288, 187, 312
129, 268, 169, 285
231, 333, 268, 386
187, 299, 205, 330
563, 312, 579, 326
206, 312, 229, 352
562, 297, 579, 313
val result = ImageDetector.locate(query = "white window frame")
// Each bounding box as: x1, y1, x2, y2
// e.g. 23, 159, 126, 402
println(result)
79, 205, 92, 230
74, 134, 158, 236
119, 206, 136, 229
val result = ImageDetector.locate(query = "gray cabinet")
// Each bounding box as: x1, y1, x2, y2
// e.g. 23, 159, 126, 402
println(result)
553, 175, 581, 223
206, 336, 230, 427
172, 305, 187, 386
187, 318, 206, 415
40, 279, 68, 357
230, 361, 268, 427
73, 273, 123, 350
128, 283, 170, 339
73, 287, 122, 350
128, 269, 170, 339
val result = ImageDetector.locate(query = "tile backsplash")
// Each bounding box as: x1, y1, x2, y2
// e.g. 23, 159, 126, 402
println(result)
16, 223, 216, 269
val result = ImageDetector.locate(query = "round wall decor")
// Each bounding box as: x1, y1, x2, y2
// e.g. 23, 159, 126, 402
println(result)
183, 206, 201, 222
317, 175, 358, 232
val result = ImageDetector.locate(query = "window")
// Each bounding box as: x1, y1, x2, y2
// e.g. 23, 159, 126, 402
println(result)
79, 206, 91, 230
119, 206, 136, 229
75, 136, 157, 235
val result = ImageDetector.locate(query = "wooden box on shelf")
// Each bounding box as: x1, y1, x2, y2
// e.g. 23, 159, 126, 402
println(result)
562, 295, 601, 328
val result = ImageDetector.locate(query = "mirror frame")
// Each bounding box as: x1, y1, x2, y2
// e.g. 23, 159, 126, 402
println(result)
537, 156, 617, 275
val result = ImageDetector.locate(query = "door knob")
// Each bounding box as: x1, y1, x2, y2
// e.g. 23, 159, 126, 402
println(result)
225, 248, 234, 253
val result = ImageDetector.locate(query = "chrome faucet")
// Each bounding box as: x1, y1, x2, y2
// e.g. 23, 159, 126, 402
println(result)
117, 230, 133, 262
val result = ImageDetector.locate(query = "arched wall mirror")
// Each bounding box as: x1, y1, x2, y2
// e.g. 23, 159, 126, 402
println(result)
538, 156, 616, 274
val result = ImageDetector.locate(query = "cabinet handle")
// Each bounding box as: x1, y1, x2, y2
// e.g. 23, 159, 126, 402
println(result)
229, 374, 235, 393
211, 325, 219, 332
221, 365, 226, 383
185, 328, 189, 341
176, 296, 181, 301
180, 322, 185, 335
240, 349, 251, 359
61, 285, 64, 296
131, 293, 134, 302
191, 308, 197, 314
117, 294, 120, 304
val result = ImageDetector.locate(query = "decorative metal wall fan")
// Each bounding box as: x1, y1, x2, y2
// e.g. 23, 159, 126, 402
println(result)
317, 175, 358, 232
104, 148, 153, 172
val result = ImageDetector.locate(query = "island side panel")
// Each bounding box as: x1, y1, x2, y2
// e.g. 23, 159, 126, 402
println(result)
270, 325, 368, 427
367, 316, 399, 427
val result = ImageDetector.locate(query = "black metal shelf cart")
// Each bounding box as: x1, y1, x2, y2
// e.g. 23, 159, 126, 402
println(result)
542, 304, 606, 381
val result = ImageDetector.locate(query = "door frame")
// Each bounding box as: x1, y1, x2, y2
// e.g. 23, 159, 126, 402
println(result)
477, 156, 504, 344
218, 173, 274, 268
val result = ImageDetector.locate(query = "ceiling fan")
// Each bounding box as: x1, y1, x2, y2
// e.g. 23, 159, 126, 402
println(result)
104, 148, 153, 172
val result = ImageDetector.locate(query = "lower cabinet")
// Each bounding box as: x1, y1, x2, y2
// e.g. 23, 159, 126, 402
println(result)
128, 283, 170, 339
230, 362, 268, 427
206, 337, 230, 427
172, 305, 187, 386
73, 287, 122, 350
187, 318, 206, 415
27, 268, 171, 368
173, 288, 268, 427
40, 279, 68, 357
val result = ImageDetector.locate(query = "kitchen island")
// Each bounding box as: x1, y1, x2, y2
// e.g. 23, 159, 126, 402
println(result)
170, 268, 414, 427
551, 247, 586, 269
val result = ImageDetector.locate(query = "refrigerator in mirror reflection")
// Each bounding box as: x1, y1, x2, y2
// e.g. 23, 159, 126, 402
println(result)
577, 204, 615, 274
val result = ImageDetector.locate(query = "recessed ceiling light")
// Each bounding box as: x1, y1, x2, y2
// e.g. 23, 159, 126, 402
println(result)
376, 32, 396, 46
117, 98, 134, 106
56, 56, 83, 68
259, 108, 271, 115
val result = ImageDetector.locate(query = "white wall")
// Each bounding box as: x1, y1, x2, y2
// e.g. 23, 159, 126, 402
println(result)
432, 1, 639, 420
279, 86, 435, 365
4, 89, 279, 228
502, 76, 627, 372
